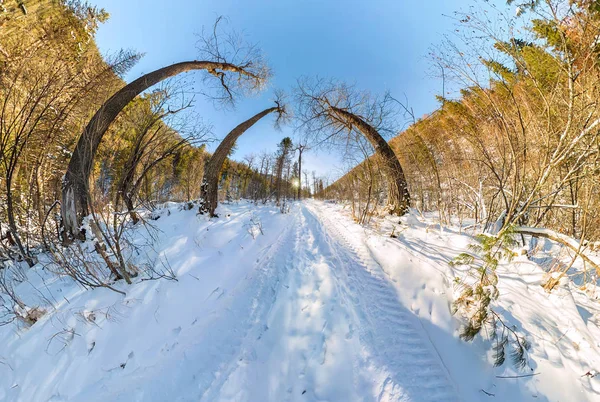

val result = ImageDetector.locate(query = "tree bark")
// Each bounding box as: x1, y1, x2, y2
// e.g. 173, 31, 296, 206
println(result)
61, 61, 258, 242
297, 146, 304, 200
200, 106, 278, 216
330, 106, 410, 215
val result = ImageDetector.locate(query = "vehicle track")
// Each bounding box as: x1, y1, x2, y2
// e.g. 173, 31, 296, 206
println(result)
303, 203, 459, 402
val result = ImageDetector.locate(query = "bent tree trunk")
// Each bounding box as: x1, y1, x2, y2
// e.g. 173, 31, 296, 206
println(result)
200, 106, 279, 217
330, 106, 410, 215
61, 61, 257, 242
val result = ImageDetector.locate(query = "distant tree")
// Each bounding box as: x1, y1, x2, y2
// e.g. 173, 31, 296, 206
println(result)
294, 142, 309, 200
303, 170, 311, 198
291, 161, 299, 200
274, 137, 293, 206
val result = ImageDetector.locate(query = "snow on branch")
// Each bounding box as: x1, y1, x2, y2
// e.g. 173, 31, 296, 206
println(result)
513, 226, 600, 274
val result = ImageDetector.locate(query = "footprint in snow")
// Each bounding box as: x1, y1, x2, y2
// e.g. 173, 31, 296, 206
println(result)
346, 323, 354, 340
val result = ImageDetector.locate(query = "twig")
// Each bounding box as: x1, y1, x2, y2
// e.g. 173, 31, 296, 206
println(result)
42, 200, 61, 249
480, 389, 495, 397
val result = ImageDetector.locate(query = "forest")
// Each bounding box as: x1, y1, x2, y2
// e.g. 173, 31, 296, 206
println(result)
1, 0, 600, 401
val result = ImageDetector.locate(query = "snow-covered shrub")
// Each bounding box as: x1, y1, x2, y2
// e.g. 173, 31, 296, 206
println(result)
279, 199, 290, 214
46, 206, 176, 293
0, 260, 38, 326
48, 239, 125, 294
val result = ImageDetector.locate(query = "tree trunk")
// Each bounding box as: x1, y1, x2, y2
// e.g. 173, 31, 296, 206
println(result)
297, 146, 303, 200
123, 193, 139, 224
200, 106, 278, 216
331, 106, 410, 215
61, 61, 256, 242
275, 159, 284, 206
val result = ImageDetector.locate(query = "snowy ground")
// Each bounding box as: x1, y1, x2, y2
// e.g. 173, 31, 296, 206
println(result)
1, 200, 600, 401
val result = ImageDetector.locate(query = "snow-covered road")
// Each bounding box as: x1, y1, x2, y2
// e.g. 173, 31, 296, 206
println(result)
88, 202, 459, 402
3, 200, 599, 401
202, 203, 459, 401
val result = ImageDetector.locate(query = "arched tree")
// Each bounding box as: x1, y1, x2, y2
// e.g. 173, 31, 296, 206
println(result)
61, 18, 270, 241
200, 99, 286, 216
295, 79, 410, 215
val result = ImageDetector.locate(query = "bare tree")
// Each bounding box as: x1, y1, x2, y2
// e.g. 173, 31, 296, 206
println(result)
294, 141, 309, 200
199, 97, 286, 216
295, 78, 410, 215
303, 170, 310, 198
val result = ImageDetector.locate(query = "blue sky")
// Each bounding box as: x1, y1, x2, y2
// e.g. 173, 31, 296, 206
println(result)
90, 0, 475, 180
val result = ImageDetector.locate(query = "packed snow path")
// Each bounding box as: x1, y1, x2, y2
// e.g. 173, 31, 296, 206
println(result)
95, 202, 459, 401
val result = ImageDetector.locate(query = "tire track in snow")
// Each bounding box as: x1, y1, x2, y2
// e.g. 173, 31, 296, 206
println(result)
210, 204, 373, 401
303, 203, 459, 402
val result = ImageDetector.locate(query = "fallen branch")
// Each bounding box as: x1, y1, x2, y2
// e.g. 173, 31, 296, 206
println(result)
480, 389, 495, 397
513, 226, 600, 275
